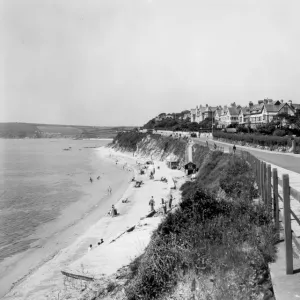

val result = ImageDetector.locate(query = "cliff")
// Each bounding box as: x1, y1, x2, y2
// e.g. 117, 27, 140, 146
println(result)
108, 132, 276, 300
110, 132, 188, 164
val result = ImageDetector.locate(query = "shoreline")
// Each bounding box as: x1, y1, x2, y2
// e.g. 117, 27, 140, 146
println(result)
3, 146, 186, 299
0, 147, 133, 299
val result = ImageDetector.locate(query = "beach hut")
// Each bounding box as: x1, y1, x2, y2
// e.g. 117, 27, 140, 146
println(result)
184, 162, 196, 175
166, 154, 179, 169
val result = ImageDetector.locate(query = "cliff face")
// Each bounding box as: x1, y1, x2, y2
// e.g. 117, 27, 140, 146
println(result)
110, 132, 188, 164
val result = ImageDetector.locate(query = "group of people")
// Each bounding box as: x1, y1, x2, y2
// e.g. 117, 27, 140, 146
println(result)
89, 175, 101, 183
149, 195, 174, 214
88, 239, 104, 252
108, 204, 118, 217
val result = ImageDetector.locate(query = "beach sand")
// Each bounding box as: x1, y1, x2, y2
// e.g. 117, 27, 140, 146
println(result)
3, 147, 186, 299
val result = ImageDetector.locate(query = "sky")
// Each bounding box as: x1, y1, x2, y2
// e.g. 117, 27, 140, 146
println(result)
2, 0, 300, 126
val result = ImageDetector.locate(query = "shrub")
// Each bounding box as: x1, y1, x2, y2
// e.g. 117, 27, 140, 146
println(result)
213, 131, 293, 148
273, 129, 286, 137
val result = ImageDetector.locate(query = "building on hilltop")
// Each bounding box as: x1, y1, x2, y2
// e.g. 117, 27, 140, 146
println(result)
182, 111, 191, 120
217, 104, 239, 128
189, 98, 299, 129
190, 104, 220, 123
237, 99, 299, 128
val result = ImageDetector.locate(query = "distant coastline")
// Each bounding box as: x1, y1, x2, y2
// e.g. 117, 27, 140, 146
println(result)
0, 122, 135, 139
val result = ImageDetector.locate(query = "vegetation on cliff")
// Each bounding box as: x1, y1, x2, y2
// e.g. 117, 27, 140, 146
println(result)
121, 143, 276, 300
111, 132, 188, 162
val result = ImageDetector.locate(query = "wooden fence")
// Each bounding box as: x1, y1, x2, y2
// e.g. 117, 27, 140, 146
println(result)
235, 149, 300, 275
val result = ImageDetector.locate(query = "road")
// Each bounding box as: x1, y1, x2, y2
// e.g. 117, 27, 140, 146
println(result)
193, 137, 300, 174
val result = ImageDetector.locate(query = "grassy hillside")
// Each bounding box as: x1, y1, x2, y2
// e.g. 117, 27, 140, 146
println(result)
121, 144, 276, 300
0, 123, 134, 139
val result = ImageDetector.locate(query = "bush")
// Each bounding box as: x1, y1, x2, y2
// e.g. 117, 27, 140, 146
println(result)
111, 131, 147, 151
213, 131, 295, 148
273, 129, 286, 137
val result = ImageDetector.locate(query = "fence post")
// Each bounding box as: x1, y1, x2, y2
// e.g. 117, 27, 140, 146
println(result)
260, 161, 264, 200
283, 174, 293, 275
263, 162, 267, 204
266, 165, 272, 211
256, 158, 260, 184
272, 168, 279, 235
257, 159, 260, 191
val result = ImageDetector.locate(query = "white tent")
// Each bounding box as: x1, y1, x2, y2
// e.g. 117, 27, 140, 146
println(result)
166, 154, 179, 162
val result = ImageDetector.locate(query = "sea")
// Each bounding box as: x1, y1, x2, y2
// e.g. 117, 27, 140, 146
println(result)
0, 138, 120, 289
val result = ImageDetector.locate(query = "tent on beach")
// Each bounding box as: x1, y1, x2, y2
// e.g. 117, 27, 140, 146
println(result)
166, 154, 179, 169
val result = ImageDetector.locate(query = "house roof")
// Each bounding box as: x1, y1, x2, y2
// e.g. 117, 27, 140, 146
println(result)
184, 162, 196, 168
239, 107, 250, 115
228, 107, 239, 115
249, 103, 263, 113
209, 106, 218, 112
264, 103, 285, 113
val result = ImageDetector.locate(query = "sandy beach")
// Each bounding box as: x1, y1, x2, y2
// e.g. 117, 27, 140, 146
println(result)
3, 147, 186, 300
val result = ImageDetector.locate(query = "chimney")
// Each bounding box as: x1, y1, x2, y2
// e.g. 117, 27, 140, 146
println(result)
288, 100, 292, 105
249, 101, 253, 107
280, 99, 284, 103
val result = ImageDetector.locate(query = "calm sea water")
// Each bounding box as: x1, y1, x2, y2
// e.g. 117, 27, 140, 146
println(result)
0, 139, 111, 263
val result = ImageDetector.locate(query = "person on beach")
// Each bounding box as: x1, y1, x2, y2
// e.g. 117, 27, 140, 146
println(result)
108, 186, 112, 194
111, 205, 116, 217
97, 176, 100, 180
169, 195, 173, 209
88, 244, 92, 252
233, 145, 236, 154
161, 198, 167, 214
90, 177, 93, 183
149, 196, 155, 211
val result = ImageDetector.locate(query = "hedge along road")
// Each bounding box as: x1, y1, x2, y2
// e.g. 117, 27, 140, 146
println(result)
192, 137, 300, 174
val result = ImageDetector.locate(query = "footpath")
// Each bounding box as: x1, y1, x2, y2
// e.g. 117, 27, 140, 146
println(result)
266, 165, 300, 300
193, 136, 300, 300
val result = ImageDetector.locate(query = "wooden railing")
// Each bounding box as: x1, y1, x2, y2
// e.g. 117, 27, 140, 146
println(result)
235, 150, 300, 275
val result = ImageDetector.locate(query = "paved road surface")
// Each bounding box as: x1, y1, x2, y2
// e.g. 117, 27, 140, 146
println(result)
193, 138, 300, 174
